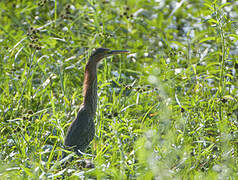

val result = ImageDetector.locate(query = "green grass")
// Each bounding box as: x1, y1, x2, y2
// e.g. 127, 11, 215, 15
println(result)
0, 0, 237, 179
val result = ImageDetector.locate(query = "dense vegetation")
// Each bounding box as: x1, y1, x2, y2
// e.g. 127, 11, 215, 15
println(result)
0, 0, 237, 179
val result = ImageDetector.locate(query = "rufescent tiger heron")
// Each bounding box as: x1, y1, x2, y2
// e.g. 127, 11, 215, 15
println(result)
64, 48, 129, 155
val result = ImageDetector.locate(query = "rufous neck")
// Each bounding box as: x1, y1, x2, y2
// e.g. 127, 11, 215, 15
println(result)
83, 61, 98, 116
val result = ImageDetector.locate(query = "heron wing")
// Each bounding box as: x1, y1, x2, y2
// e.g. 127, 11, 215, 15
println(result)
64, 107, 95, 151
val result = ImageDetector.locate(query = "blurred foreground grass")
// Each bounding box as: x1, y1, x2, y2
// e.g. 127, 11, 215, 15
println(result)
0, 0, 237, 179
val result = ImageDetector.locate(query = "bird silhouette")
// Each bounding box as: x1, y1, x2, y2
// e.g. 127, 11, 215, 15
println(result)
64, 48, 129, 155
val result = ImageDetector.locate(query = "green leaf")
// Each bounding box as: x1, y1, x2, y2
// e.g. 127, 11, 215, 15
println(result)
204, 2, 214, 11
207, 18, 219, 25
219, 3, 231, 10
223, 95, 236, 101
229, 34, 238, 41
199, 37, 216, 43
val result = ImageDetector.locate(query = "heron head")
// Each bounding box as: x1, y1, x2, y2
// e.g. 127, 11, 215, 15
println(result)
90, 48, 129, 63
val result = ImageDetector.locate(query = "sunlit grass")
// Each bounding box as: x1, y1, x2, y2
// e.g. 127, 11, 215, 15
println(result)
0, 0, 237, 179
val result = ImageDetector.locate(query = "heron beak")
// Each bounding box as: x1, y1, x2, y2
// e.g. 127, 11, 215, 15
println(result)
109, 50, 129, 55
